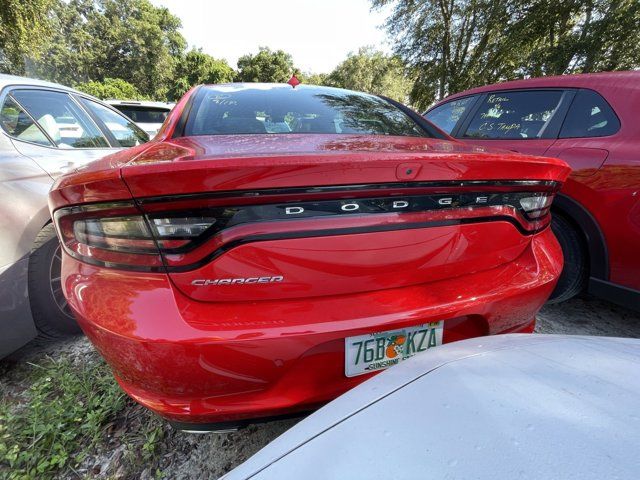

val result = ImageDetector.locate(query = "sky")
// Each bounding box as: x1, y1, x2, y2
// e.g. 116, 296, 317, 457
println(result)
149, 0, 393, 74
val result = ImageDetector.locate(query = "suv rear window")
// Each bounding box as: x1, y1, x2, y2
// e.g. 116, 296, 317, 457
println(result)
462, 91, 563, 140
559, 89, 620, 138
183, 85, 428, 137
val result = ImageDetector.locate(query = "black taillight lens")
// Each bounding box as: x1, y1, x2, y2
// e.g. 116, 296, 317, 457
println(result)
54, 202, 224, 271
72, 216, 157, 253
54, 202, 164, 271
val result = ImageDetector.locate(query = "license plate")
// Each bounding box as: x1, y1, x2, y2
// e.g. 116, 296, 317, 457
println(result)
344, 321, 444, 377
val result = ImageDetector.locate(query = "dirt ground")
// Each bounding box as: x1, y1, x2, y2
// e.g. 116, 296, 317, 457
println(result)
535, 296, 640, 337
2, 294, 639, 479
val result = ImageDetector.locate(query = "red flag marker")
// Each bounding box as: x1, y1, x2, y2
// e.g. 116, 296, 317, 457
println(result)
287, 75, 301, 88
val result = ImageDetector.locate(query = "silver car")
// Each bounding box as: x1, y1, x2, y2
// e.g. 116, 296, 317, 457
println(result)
0, 74, 148, 357
225, 334, 640, 480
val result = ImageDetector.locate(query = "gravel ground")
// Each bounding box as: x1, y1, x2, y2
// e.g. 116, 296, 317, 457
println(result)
2, 294, 639, 479
535, 295, 640, 337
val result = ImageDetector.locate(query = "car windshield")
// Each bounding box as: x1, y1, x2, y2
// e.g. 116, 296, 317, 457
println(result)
183, 85, 428, 137
115, 106, 170, 123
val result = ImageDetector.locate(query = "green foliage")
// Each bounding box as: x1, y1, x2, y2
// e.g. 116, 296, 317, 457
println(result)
0, 0, 54, 74
236, 47, 298, 83
510, 0, 640, 76
325, 47, 412, 103
170, 48, 235, 100
0, 356, 126, 479
4, 0, 637, 109
31, 0, 186, 100
374, 0, 640, 109
75, 77, 144, 100
301, 72, 330, 86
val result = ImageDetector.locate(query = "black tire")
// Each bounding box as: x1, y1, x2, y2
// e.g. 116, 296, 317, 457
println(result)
547, 214, 588, 304
28, 224, 81, 337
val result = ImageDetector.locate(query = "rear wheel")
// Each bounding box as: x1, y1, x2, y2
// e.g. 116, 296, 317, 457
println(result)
28, 224, 81, 337
547, 214, 588, 304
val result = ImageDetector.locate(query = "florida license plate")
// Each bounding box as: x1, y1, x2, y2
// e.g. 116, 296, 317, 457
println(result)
344, 322, 444, 377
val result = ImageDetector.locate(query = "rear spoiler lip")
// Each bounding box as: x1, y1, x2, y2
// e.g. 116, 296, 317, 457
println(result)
49, 178, 562, 213
135, 179, 562, 206
49, 177, 563, 213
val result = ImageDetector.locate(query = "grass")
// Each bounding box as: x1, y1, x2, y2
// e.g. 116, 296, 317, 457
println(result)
0, 352, 165, 479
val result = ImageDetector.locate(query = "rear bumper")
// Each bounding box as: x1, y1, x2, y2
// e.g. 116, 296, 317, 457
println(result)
63, 228, 562, 425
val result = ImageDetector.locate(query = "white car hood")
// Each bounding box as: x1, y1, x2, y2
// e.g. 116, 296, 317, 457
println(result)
225, 334, 640, 479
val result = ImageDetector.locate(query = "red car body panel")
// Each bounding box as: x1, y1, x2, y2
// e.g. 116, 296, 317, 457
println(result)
62, 228, 558, 424
50, 85, 569, 427
426, 72, 640, 300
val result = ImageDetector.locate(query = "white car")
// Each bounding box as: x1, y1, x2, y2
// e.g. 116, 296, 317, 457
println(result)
106, 100, 174, 137
0, 74, 149, 357
225, 334, 640, 480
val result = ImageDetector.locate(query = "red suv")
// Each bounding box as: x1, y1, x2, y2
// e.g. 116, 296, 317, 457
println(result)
50, 84, 568, 430
425, 72, 640, 309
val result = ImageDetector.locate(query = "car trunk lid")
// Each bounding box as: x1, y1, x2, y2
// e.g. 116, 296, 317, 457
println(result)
121, 134, 569, 302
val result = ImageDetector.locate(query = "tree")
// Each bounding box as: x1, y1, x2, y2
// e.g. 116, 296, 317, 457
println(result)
301, 72, 330, 86
325, 47, 412, 102
0, 0, 54, 74
170, 48, 235, 100
75, 77, 143, 99
512, 0, 640, 76
236, 47, 298, 83
373, 0, 532, 109
374, 0, 640, 110
31, 0, 186, 99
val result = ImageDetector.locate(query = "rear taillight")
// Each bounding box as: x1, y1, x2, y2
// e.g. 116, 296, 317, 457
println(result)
54, 202, 162, 271
54, 202, 219, 271
53, 182, 559, 272
519, 194, 554, 219
73, 216, 156, 253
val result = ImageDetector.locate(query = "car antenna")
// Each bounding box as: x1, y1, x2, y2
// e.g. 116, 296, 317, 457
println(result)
287, 75, 301, 88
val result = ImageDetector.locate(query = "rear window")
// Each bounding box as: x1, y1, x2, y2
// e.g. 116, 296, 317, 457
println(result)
462, 90, 563, 140
114, 106, 170, 124
183, 85, 428, 137
559, 89, 620, 138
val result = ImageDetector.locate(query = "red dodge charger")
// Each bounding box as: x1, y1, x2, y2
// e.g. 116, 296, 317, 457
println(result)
49, 84, 569, 431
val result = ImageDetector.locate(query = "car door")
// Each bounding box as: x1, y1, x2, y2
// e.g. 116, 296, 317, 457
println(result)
5, 88, 117, 179
546, 87, 640, 294
544, 89, 620, 176
447, 89, 574, 157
